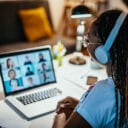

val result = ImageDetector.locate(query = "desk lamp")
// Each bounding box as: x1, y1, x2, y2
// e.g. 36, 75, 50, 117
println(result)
71, 5, 92, 52
69, 5, 92, 65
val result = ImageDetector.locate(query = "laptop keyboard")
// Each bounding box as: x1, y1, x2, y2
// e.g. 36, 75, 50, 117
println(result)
16, 88, 62, 105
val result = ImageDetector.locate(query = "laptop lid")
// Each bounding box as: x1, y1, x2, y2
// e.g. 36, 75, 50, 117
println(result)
0, 45, 56, 96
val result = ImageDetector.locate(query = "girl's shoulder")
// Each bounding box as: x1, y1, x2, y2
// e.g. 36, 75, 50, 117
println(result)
93, 77, 114, 91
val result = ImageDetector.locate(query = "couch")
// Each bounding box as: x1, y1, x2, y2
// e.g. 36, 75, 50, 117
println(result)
0, 0, 75, 54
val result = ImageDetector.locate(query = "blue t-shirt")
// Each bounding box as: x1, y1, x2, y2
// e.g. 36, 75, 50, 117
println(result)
75, 77, 126, 128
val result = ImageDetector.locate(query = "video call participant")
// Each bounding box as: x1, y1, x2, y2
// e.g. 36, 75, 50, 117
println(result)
27, 77, 34, 87
41, 63, 47, 71
8, 69, 21, 91
6, 58, 14, 69
43, 73, 49, 83
25, 67, 34, 76
52, 10, 128, 128
24, 56, 32, 65
38, 53, 46, 62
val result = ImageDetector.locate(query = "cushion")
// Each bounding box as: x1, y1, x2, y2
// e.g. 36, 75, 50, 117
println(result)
19, 7, 53, 42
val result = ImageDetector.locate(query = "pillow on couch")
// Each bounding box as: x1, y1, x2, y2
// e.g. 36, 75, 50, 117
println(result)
19, 7, 53, 42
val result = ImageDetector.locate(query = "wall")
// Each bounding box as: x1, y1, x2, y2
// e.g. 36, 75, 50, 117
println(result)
0, 0, 65, 32
109, 0, 128, 12
48, 0, 65, 32
48, 0, 128, 32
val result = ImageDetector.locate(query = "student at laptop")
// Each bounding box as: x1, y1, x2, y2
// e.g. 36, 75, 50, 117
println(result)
52, 10, 128, 128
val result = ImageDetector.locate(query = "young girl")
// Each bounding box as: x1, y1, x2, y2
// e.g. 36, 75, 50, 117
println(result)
52, 10, 128, 128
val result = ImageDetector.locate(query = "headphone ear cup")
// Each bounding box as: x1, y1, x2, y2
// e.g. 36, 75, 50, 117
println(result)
94, 13, 127, 64
95, 45, 111, 64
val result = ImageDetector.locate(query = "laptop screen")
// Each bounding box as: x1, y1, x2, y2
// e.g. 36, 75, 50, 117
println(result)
0, 46, 56, 96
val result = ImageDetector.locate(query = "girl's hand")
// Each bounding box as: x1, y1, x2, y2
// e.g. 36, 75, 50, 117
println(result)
56, 96, 79, 119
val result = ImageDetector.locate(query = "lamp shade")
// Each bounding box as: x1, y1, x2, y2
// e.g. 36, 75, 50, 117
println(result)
71, 5, 92, 19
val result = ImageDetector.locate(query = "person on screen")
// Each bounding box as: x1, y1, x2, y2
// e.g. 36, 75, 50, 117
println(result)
38, 53, 46, 62
24, 56, 32, 65
43, 73, 49, 83
52, 10, 128, 128
25, 67, 34, 76
41, 63, 47, 71
6, 58, 14, 69
27, 77, 34, 87
41, 63, 51, 72
8, 69, 20, 91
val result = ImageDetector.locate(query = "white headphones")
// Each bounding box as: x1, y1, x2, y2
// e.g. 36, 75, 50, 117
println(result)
95, 12, 127, 64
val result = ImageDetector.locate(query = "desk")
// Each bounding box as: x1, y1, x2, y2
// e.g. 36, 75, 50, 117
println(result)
0, 53, 107, 128
59, 53, 107, 90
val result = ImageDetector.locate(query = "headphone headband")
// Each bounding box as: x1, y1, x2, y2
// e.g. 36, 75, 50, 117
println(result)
95, 12, 127, 64
103, 12, 127, 51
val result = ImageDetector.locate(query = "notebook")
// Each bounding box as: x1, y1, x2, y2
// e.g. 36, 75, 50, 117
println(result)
0, 45, 64, 120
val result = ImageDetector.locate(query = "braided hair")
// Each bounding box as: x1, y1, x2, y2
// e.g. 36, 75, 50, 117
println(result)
122, 0, 128, 6
94, 10, 128, 127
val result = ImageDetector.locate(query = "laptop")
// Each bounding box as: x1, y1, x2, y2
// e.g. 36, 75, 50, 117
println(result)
0, 45, 64, 119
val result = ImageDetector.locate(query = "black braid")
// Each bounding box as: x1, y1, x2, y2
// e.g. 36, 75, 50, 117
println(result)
122, 0, 128, 6
95, 10, 128, 127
